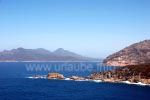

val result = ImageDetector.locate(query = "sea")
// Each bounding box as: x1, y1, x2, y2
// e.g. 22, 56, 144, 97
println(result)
0, 62, 149, 100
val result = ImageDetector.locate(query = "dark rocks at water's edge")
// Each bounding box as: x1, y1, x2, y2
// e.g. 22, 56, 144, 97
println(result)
103, 40, 150, 66
88, 63, 150, 84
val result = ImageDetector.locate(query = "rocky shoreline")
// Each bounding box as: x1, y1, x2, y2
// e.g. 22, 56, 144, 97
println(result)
28, 66, 150, 86
28, 63, 150, 86
88, 72, 150, 85
89, 63, 150, 85
28, 74, 150, 86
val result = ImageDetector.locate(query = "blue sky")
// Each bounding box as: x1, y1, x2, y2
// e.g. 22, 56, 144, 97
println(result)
0, 0, 150, 58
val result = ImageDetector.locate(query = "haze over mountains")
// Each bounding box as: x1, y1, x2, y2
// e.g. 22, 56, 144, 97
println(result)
0, 48, 100, 62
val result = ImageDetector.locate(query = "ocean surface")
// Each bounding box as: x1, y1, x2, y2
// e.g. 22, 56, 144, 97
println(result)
0, 62, 150, 100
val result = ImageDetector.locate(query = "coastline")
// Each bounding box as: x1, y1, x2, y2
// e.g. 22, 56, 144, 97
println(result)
26, 76, 150, 86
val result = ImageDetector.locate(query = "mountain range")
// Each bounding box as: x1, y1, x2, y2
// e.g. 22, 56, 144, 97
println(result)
0, 48, 100, 62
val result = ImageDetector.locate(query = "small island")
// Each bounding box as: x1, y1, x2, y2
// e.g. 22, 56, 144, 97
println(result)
47, 73, 65, 80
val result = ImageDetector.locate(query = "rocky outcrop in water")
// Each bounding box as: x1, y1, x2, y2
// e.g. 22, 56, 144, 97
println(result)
103, 40, 150, 66
47, 73, 65, 80
89, 63, 150, 84
70, 76, 85, 80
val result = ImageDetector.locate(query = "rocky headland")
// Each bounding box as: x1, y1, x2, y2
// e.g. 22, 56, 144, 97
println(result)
103, 40, 150, 66
88, 63, 150, 84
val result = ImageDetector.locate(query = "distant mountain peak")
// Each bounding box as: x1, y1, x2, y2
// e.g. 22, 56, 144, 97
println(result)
53, 48, 100, 61
54, 48, 80, 57
54, 48, 75, 56
54, 48, 65, 52
0, 48, 100, 62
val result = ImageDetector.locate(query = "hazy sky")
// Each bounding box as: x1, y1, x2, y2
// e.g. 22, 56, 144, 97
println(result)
0, 0, 150, 58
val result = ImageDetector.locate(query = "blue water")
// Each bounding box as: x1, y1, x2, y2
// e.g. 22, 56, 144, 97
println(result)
0, 62, 150, 100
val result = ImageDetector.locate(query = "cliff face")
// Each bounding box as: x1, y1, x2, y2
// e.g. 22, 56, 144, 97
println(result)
103, 40, 150, 66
